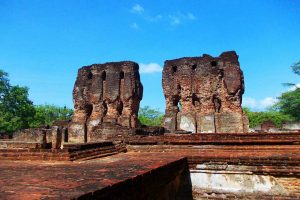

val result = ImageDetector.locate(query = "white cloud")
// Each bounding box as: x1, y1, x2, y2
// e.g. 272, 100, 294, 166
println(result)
168, 15, 181, 25
168, 12, 196, 26
243, 97, 257, 109
187, 13, 196, 20
130, 5, 195, 27
243, 97, 278, 111
288, 83, 300, 91
130, 22, 140, 30
131, 4, 144, 14
139, 63, 162, 74
131, 4, 162, 23
146, 14, 163, 22
260, 97, 278, 108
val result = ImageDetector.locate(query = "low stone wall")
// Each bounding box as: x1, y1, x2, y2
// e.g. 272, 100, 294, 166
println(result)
191, 171, 286, 196
0, 141, 47, 149
128, 145, 300, 175
13, 128, 52, 143
0, 133, 11, 139
127, 145, 300, 198
123, 132, 300, 145
0, 141, 127, 161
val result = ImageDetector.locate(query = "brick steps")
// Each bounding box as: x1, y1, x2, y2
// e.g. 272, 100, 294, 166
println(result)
0, 142, 127, 161
69, 144, 127, 161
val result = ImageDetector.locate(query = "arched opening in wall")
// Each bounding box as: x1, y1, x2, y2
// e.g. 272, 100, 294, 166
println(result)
87, 71, 93, 79
84, 104, 93, 143
192, 64, 197, 71
85, 104, 93, 118
173, 95, 182, 112
172, 66, 177, 73
103, 101, 108, 117
177, 84, 181, 94
218, 69, 224, 79
211, 61, 218, 67
64, 128, 68, 142
84, 123, 88, 143
120, 71, 124, 79
102, 71, 106, 80
117, 101, 123, 116
213, 96, 221, 113
192, 93, 200, 106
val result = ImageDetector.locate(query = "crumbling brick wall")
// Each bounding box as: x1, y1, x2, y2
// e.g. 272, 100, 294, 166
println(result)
69, 61, 143, 143
162, 51, 248, 133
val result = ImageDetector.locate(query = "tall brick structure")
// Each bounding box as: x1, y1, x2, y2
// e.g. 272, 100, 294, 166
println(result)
69, 61, 143, 143
162, 51, 248, 133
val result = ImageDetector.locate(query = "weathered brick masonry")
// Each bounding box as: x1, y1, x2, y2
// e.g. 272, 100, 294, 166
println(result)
69, 61, 143, 143
163, 51, 248, 133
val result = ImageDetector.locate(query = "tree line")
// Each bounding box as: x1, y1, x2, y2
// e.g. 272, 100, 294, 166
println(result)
0, 70, 72, 135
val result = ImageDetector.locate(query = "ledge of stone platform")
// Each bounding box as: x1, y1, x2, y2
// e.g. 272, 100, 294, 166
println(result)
0, 141, 127, 161
124, 132, 300, 145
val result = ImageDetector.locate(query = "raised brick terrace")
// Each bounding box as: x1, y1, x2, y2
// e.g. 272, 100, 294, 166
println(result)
0, 141, 126, 161
128, 145, 300, 176
0, 153, 192, 200
122, 132, 300, 145
0, 132, 300, 199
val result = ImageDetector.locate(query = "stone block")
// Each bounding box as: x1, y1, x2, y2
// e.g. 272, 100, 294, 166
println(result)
197, 114, 216, 133
51, 126, 63, 149
177, 113, 196, 133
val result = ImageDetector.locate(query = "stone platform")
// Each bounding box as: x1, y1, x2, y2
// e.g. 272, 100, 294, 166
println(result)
0, 153, 191, 200
127, 144, 300, 198
1, 132, 300, 199
123, 132, 300, 145
0, 141, 126, 161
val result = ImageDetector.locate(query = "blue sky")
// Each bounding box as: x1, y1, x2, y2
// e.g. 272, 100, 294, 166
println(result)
1, 0, 300, 112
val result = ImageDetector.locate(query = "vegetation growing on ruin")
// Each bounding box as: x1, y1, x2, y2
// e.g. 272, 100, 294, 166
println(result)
138, 106, 164, 126
0, 70, 73, 135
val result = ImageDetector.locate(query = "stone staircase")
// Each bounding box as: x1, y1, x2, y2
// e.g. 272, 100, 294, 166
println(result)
0, 140, 126, 161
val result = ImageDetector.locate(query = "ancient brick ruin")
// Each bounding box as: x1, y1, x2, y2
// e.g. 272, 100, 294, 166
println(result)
1, 51, 300, 199
163, 51, 248, 133
69, 61, 143, 143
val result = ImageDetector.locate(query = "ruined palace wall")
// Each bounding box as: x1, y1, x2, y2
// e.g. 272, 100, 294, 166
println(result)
69, 61, 143, 143
162, 51, 248, 133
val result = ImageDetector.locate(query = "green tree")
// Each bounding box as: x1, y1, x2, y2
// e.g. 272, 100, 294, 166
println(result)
283, 61, 300, 87
243, 107, 293, 128
272, 88, 300, 121
0, 70, 36, 135
274, 60, 300, 120
138, 106, 164, 126
291, 61, 300, 76
30, 104, 73, 128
